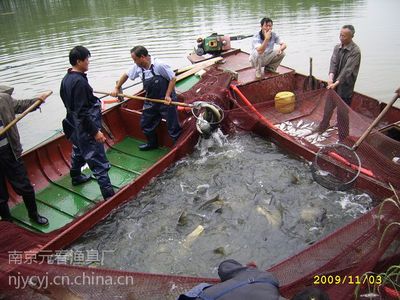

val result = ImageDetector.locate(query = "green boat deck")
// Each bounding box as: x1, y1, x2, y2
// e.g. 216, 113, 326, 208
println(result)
10, 137, 169, 233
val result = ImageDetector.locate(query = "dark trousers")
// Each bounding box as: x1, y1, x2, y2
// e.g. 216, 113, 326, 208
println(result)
70, 136, 113, 198
318, 96, 351, 141
141, 103, 182, 141
0, 145, 38, 218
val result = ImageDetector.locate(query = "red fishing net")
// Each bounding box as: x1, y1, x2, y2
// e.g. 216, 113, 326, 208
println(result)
228, 72, 400, 194
1, 202, 398, 299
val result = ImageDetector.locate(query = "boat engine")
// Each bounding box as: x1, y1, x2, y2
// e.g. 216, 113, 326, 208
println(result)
195, 33, 231, 56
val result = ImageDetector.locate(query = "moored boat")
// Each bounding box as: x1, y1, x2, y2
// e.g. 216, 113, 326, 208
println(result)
190, 48, 400, 198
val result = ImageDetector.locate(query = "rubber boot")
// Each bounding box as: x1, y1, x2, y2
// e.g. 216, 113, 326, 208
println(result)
70, 169, 91, 186
23, 192, 49, 226
100, 187, 115, 201
0, 202, 13, 222
139, 133, 158, 151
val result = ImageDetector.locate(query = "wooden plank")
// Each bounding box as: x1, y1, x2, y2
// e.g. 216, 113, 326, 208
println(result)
176, 57, 223, 81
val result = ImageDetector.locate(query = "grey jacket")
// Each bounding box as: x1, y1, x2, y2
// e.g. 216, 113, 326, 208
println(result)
329, 41, 361, 99
0, 85, 40, 159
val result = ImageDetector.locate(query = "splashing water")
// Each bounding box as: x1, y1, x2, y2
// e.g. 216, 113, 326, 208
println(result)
196, 128, 229, 158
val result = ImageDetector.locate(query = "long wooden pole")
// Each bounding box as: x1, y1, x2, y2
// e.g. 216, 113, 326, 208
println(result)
352, 94, 399, 150
94, 91, 193, 108
0, 91, 53, 136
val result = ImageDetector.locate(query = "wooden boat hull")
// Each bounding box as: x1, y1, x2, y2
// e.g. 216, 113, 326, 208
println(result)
5, 90, 199, 251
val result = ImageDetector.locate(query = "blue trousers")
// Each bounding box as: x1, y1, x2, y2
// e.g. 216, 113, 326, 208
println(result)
141, 103, 182, 141
70, 134, 113, 198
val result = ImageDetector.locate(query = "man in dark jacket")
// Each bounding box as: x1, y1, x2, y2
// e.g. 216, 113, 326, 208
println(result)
60, 46, 115, 200
0, 85, 50, 225
177, 259, 280, 300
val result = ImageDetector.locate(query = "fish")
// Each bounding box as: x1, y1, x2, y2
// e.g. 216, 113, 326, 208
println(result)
296, 120, 304, 128
256, 206, 281, 226
213, 246, 226, 256
294, 129, 313, 137
196, 184, 209, 195
178, 211, 208, 227
183, 225, 204, 248
198, 194, 224, 210
196, 115, 211, 136
177, 210, 188, 226
290, 173, 300, 184
300, 207, 327, 223
214, 207, 223, 214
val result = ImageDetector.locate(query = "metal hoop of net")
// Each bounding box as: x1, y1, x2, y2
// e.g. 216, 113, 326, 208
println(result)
191, 102, 225, 137
311, 143, 361, 191
191, 101, 224, 125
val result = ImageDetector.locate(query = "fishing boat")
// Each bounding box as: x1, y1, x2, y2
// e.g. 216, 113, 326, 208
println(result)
190, 47, 400, 198
186, 46, 400, 298
1, 46, 399, 299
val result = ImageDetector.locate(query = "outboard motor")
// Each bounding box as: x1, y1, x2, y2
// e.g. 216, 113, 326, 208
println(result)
195, 33, 231, 56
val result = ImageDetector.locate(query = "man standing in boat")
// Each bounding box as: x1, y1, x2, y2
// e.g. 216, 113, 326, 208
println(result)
317, 25, 361, 140
60, 46, 115, 200
249, 17, 287, 79
326, 25, 361, 105
111, 45, 181, 150
0, 85, 50, 225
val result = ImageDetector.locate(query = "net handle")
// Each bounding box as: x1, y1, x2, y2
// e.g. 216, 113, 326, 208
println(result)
353, 94, 399, 150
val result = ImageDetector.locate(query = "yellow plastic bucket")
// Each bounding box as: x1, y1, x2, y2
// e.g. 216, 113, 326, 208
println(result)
275, 91, 295, 113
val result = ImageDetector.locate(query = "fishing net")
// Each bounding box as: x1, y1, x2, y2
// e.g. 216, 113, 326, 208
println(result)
0, 199, 399, 299
177, 67, 233, 110
228, 72, 400, 194
311, 143, 361, 191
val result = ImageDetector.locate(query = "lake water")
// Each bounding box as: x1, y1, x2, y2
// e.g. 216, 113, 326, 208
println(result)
0, 0, 399, 150
70, 132, 372, 277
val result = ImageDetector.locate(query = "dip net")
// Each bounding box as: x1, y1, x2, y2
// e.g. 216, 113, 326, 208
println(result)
1, 69, 400, 300
228, 72, 400, 194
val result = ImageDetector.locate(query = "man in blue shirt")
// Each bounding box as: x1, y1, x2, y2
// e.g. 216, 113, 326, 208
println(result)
112, 46, 181, 151
250, 17, 287, 79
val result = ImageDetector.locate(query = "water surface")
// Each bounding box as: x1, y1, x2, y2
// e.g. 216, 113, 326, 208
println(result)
70, 133, 372, 276
0, 0, 399, 149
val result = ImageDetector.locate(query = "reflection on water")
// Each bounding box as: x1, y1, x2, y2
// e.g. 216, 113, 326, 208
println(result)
70, 133, 372, 277
1, 0, 400, 149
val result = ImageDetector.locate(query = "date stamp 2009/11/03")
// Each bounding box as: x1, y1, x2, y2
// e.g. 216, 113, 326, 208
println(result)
313, 275, 382, 285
